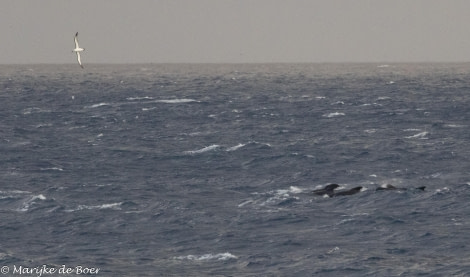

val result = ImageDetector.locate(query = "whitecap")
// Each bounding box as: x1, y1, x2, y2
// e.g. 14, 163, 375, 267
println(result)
26, 108, 53, 115
22, 107, 50, 115
174, 252, 237, 261
184, 145, 220, 155
40, 167, 64, 171
287, 186, 303, 194
142, 107, 157, 111
35, 123, 53, 128
66, 202, 123, 212
126, 96, 154, 101
17, 194, 47, 212
445, 124, 465, 128
34, 194, 46, 200
0, 190, 31, 195
273, 186, 303, 196
87, 103, 110, 108
156, 99, 197, 104
237, 200, 253, 208
434, 187, 450, 195
327, 246, 340, 254
259, 186, 303, 206
323, 112, 345, 118
405, 132, 428, 139
226, 143, 246, 152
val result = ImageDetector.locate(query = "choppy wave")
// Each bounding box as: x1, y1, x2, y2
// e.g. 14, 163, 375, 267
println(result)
0, 190, 48, 212
18, 194, 47, 212
2, 64, 470, 276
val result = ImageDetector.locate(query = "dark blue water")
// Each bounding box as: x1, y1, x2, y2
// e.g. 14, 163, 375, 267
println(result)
0, 64, 469, 276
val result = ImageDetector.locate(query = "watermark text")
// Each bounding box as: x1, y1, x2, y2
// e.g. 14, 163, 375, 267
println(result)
1, 265, 100, 276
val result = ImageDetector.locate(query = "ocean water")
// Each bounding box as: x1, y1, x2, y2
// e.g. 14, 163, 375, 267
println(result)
0, 63, 469, 276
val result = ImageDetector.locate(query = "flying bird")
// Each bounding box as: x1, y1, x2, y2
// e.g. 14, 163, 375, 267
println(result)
72, 32, 85, 68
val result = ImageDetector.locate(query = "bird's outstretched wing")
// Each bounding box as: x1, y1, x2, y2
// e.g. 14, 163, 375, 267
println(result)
74, 32, 80, 48
76, 52, 84, 68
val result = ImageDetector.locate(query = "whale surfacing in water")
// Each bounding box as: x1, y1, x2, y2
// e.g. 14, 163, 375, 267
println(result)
332, 186, 363, 197
312, 184, 339, 197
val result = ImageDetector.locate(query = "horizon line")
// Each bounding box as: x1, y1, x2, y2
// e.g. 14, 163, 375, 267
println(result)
1, 61, 470, 66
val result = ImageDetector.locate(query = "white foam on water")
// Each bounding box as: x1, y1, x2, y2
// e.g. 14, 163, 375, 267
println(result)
226, 143, 246, 152
22, 107, 51, 115
445, 124, 465, 128
126, 96, 154, 101
17, 194, 47, 212
156, 99, 198, 104
323, 112, 345, 118
327, 246, 340, 254
184, 145, 220, 155
434, 187, 450, 195
174, 252, 237, 261
261, 186, 303, 206
0, 190, 31, 195
87, 103, 111, 108
237, 200, 253, 208
405, 131, 429, 139
40, 167, 64, 171
142, 107, 157, 111
65, 202, 123, 212
272, 186, 304, 196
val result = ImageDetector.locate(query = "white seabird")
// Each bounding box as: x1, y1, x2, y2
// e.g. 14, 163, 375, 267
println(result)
72, 32, 85, 68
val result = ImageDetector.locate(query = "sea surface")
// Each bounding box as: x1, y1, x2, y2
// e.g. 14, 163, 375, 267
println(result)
0, 63, 469, 276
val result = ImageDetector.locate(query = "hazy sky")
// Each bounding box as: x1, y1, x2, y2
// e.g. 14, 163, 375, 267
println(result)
2, 0, 470, 64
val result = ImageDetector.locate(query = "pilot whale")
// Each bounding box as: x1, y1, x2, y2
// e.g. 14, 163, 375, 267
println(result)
312, 184, 339, 197
312, 184, 362, 197
332, 186, 363, 197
